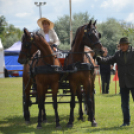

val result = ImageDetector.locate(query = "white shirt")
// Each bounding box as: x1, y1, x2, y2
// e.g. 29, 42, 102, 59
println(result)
44, 33, 50, 42
38, 29, 60, 46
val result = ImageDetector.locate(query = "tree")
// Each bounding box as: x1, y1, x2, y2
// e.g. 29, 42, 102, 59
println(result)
97, 18, 123, 55
0, 15, 7, 34
119, 21, 134, 46
54, 12, 94, 50
0, 16, 23, 49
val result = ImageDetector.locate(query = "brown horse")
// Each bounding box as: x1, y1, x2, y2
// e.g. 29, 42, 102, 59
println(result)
18, 28, 62, 128
64, 20, 103, 127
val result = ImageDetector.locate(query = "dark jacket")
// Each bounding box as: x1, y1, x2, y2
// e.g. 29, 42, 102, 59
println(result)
100, 46, 134, 88
99, 55, 111, 75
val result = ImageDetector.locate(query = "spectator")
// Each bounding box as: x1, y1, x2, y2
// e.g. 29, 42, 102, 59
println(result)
97, 37, 134, 127
98, 47, 113, 94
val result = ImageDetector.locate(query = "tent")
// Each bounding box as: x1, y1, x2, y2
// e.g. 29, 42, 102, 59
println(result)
4, 41, 23, 77
0, 39, 5, 78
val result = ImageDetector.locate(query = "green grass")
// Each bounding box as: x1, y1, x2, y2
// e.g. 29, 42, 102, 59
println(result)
0, 76, 134, 134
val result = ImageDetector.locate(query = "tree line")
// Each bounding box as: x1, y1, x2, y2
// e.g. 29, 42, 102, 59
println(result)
0, 15, 23, 49
1, 13, 134, 55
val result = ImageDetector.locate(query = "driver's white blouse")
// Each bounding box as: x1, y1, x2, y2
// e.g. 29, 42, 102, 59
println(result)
38, 29, 60, 46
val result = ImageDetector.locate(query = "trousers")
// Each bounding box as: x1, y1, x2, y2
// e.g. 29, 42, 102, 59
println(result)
120, 87, 134, 123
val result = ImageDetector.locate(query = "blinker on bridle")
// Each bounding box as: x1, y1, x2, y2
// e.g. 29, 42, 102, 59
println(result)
20, 33, 35, 57
84, 25, 101, 45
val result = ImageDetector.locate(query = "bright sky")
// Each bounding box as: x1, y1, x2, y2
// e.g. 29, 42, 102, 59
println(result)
1, 0, 134, 31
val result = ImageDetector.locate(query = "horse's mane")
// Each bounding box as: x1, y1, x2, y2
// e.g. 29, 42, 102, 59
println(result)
71, 24, 86, 48
35, 31, 44, 39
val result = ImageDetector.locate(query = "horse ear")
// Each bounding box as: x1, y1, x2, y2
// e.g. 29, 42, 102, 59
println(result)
23, 28, 29, 37
87, 20, 92, 28
93, 20, 97, 26
99, 33, 101, 39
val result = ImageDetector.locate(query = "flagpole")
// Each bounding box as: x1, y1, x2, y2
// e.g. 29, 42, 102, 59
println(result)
69, 0, 73, 47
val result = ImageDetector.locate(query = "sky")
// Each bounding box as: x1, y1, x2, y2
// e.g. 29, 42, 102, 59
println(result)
1, 0, 134, 31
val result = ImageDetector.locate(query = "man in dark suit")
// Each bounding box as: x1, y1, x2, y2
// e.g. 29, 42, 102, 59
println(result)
98, 47, 113, 94
97, 37, 134, 127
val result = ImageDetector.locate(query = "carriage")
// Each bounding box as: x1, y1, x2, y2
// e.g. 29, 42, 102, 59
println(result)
18, 20, 103, 129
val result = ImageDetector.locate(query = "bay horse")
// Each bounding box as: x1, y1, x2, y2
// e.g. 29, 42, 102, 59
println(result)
18, 28, 62, 129
64, 20, 103, 127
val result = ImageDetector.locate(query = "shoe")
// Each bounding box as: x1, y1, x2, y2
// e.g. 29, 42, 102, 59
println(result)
120, 123, 129, 127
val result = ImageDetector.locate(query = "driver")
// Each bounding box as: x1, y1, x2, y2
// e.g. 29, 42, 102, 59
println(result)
37, 17, 60, 52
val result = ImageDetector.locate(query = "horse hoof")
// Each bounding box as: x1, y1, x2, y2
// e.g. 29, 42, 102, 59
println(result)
56, 125, 62, 129
43, 120, 48, 123
37, 124, 42, 129
25, 121, 30, 125
67, 122, 73, 128
88, 118, 91, 121
78, 117, 84, 121
92, 121, 97, 127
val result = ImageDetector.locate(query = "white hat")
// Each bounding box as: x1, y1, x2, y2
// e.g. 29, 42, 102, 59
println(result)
37, 17, 54, 30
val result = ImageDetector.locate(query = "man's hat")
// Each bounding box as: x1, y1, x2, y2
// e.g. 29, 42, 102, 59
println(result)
37, 17, 54, 30
119, 37, 130, 44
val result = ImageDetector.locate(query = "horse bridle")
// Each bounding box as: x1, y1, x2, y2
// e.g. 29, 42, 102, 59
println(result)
83, 25, 101, 47
20, 33, 39, 59
20, 32, 56, 64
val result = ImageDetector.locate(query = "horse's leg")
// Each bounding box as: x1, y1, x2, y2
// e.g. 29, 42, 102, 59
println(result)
51, 82, 61, 128
37, 83, 45, 129
87, 80, 96, 121
67, 82, 76, 128
23, 81, 32, 124
76, 86, 83, 121
42, 88, 48, 123
83, 82, 97, 127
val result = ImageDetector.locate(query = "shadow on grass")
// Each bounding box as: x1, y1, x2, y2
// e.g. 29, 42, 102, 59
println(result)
83, 126, 132, 133
0, 114, 132, 134
103, 94, 120, 97
0, 114, 79, 134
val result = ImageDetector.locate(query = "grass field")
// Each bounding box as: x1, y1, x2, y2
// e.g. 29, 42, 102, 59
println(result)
0, 76, 134, 134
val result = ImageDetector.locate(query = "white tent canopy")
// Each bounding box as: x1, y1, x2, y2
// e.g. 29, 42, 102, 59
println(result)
4, 41, 21, 54
0, 39, 5, 78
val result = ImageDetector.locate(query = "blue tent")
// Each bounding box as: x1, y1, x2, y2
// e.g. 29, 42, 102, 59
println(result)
4, 41, 23, 77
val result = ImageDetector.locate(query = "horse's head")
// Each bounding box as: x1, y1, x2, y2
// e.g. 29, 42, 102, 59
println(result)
18, 28, 38, 64
83, 20, 103, 56
75, 20, 103, 56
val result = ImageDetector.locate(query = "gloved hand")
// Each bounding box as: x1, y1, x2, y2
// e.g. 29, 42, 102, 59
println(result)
96, 56, 102, 63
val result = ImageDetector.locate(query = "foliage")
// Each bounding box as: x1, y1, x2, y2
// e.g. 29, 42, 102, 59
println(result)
58, 43, 70, 50
0, 16, 23, 49
55, 12, 94, 49
96, 18, 123, 55
1, 14, 134, 52
120, 21, 134, 46
55, 15, 134, 55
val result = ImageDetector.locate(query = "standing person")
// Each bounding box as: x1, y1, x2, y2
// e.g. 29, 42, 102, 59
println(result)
98, 47, 113, 94
37, 17, 60, 52
97, 37, 134, 127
